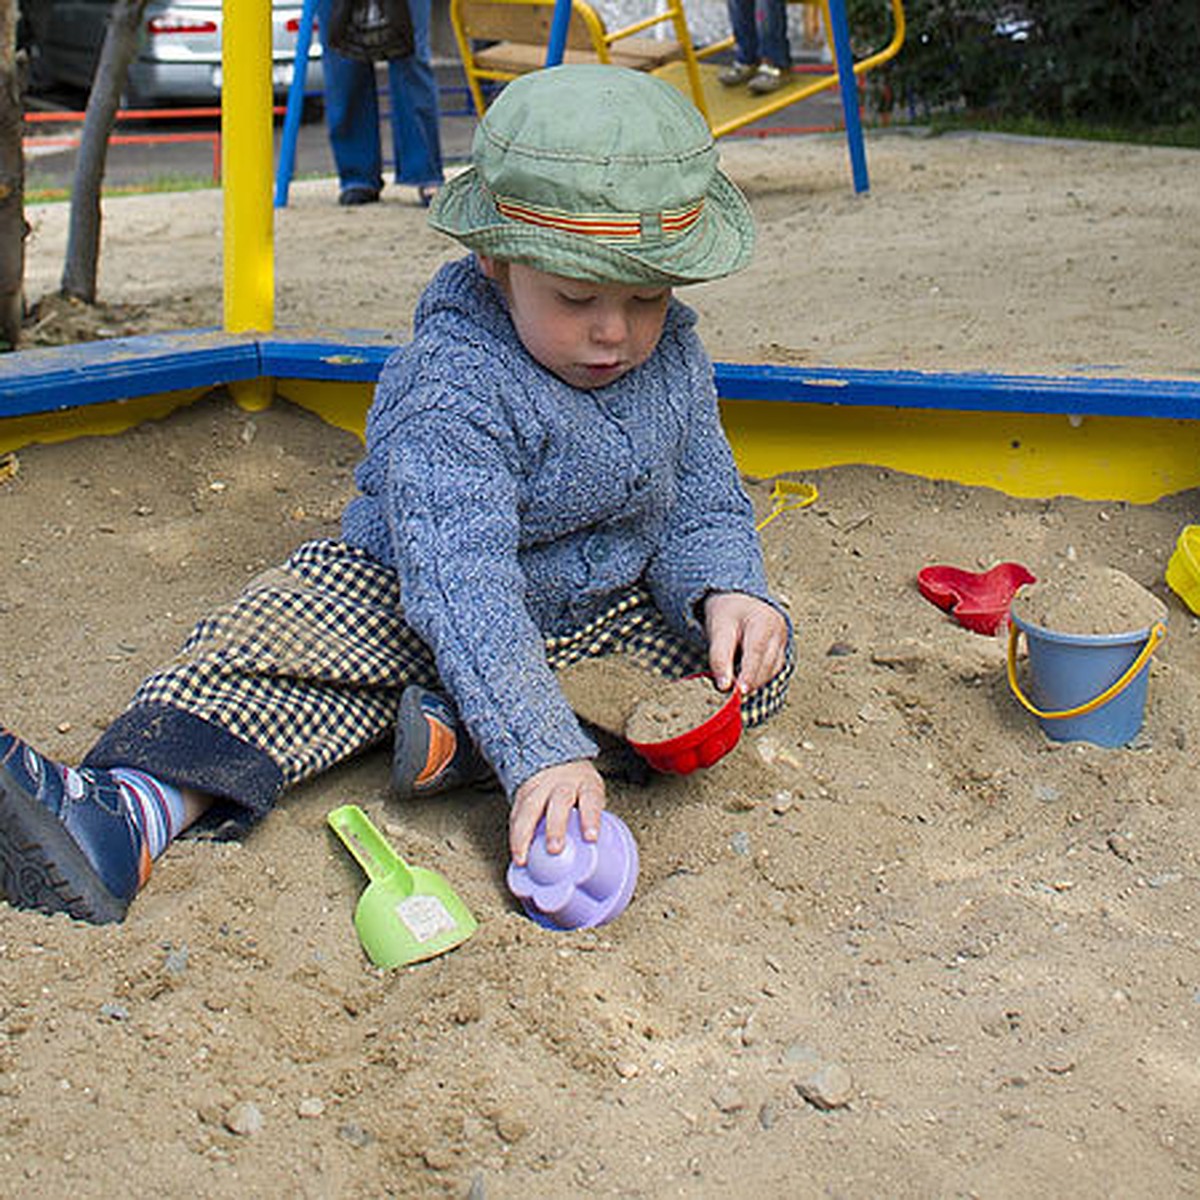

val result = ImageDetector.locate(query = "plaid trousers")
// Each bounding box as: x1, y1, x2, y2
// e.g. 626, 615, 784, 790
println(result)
86, 540, 792, 811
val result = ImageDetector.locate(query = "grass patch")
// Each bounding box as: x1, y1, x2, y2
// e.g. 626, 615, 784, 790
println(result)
24, 167, 351, 205
25, 175, 222, 204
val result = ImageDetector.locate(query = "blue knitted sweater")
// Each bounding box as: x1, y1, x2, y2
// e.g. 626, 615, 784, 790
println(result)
342, 256, 775, 795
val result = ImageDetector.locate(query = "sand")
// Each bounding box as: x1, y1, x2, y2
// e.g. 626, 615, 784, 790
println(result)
1011, 563, 1169, 637
2, 130, 1199, 1198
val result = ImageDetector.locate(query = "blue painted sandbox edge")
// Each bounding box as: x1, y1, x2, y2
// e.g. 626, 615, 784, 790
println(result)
1, 328, 1199, 421
0, 330, 261, 417
260, 330, 402, 381
713, 361, 1200, 420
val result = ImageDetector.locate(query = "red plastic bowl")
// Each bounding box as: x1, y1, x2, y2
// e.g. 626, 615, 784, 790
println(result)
917, 562, 1037, 635
626, 683, 743, 775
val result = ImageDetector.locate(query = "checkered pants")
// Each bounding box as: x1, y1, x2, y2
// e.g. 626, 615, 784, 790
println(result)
88, 540, 791, 810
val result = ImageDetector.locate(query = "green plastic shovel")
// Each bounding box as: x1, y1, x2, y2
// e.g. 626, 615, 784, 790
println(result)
327, 804, 478, 968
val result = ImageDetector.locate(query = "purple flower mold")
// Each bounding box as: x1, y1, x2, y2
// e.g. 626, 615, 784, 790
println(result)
506, 809, 639, 930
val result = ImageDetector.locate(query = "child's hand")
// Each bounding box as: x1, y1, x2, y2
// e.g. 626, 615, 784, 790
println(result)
703, 591, 789, 695
510, 760, 606, 866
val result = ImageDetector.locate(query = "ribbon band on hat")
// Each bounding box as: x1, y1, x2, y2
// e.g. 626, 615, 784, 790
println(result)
491, 192, 705, 245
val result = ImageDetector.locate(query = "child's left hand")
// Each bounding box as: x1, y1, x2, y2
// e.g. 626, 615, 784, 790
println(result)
703, 591, 789, 695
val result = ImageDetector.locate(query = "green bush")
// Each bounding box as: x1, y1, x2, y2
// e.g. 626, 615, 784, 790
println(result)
849, 0, 1200, 126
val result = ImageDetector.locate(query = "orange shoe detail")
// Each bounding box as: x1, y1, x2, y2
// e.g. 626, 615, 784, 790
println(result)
137, 842, 154, 890
414, 717, 456, 787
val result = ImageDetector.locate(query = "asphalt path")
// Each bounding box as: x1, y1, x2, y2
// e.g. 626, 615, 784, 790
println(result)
23, 61, 844, 196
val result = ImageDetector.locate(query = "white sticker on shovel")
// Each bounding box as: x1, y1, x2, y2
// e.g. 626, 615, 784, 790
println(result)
395, 894, 458, 942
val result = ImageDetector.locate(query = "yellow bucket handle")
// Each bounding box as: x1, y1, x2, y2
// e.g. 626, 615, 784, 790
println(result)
756, 479, 818, 532
1006, 621, 1166, 721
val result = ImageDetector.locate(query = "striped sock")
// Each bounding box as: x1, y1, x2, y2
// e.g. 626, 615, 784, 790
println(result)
110, 767, 187, 860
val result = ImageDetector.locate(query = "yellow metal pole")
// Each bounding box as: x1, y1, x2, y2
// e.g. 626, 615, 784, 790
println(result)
223, 0, 275, 410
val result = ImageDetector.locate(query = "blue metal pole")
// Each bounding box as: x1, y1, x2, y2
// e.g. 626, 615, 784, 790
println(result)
274, 0, 319, 207
545, 0, 571, 66
826, 0, 869, 194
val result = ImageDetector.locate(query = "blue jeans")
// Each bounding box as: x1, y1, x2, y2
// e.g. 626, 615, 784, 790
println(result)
316, 0, 444, 191
727, 0, 791, 69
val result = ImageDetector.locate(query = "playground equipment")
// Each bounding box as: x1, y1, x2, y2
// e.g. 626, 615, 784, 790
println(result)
448, 0, 903, 192
449, 0, 699, 118
450, 0, 904, 137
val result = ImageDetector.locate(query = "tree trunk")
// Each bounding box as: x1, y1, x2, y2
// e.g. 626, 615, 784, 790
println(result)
60, 0, 149, 303
0, 0, 25, 350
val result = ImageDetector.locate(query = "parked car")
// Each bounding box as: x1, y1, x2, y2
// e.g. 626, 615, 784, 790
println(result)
22, 0, 324, 109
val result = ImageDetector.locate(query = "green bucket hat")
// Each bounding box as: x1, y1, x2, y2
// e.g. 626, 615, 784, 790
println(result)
429, 64, 755, 286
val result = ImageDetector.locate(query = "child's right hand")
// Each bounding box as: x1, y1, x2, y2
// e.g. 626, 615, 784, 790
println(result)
510, 760, 606, 866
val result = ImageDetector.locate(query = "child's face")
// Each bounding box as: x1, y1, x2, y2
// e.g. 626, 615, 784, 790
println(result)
480, 257, 671, 390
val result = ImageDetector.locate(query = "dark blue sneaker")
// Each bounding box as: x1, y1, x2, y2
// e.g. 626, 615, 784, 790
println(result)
0, 729, 149, 924
391, 687, 492, 800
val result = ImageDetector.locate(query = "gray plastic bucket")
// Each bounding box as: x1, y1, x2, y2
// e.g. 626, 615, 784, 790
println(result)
1008, 612, 1164, 747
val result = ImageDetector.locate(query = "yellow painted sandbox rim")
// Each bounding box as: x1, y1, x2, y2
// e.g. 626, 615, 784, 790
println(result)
6, 333, 1200, 507
6, 383, 1197, 509
279, 381, 1200, 504
719, 400, 1200, 504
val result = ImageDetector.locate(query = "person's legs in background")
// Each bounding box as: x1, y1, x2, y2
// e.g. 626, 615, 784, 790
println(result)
745, 0, 791, 92
316, 0, 385, 203
383, 0, 444, 204
758, 0, 792, 71
718, 0, 761, 84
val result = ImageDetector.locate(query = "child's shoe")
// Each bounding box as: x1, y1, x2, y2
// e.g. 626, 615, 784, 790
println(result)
0, 729, 150, 924
392, 687, 491, 799
718, 59, 758, 87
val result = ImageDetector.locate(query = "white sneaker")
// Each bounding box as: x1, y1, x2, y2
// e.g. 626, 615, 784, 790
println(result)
748, 64, 785, 94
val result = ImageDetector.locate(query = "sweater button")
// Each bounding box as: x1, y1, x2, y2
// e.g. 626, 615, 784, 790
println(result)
585, 537, 610, 564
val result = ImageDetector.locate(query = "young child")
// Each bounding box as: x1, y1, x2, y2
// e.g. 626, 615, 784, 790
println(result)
0, 64, 792, 926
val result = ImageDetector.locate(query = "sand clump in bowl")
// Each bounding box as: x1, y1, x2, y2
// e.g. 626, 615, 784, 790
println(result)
625, 676, 729, 744
1011, 562, 1167, 636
